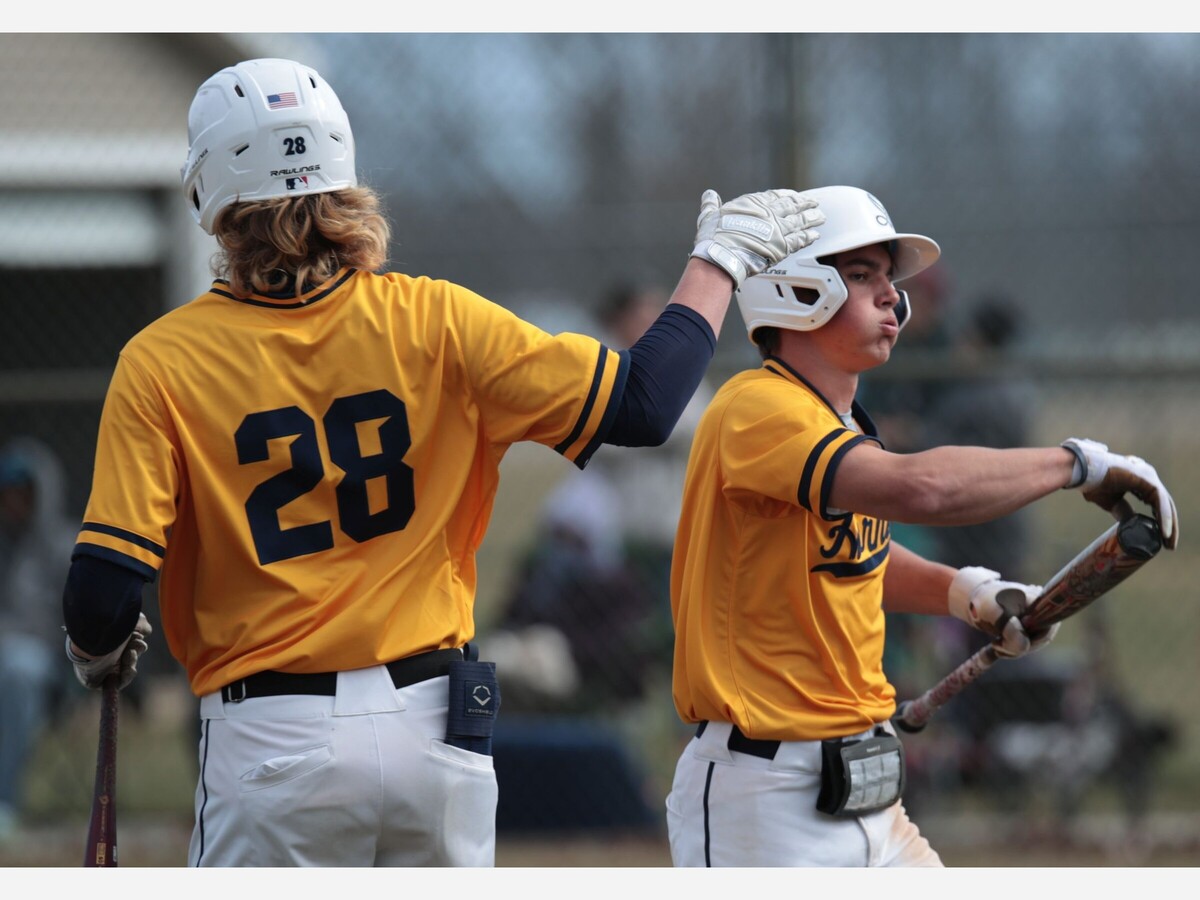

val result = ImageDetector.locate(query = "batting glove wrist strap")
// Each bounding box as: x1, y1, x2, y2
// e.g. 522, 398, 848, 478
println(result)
1060, 437, 1105, 489
947, 566, 1002, 625
689, 188, 825, 289
66, 638, 123, 689
690, 238, 761, 289
949, 566, 1053, 659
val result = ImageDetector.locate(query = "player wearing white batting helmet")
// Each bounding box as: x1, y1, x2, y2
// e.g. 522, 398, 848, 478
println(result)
181, 58, 357, 234
735, 185, 940, 339
665, 184, 1178, 867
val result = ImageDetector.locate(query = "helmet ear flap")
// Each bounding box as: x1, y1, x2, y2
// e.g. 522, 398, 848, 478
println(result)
895, 289, 911, 334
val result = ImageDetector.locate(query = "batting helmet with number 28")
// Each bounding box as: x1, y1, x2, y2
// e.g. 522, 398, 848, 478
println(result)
181, 58, 357, 234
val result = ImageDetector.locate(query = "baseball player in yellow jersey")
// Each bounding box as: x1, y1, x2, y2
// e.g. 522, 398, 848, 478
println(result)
665, 185, 1180, 867
57, 58, 825, 867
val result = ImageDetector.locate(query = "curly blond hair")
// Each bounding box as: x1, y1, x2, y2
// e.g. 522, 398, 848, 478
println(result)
212, 186, 391, 298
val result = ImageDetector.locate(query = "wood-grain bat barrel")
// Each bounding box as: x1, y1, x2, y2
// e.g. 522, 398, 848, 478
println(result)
1020, 513, 1161, 632
893, 509, 1163, 734
83, 676, 120, 867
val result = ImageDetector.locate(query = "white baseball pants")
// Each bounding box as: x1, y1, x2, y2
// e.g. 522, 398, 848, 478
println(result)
189, 663, 497, 866
665, 720, 941, 867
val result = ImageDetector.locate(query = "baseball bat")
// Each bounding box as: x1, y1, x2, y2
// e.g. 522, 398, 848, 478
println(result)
893, 501, 1162, 734
83, 673, 120, 867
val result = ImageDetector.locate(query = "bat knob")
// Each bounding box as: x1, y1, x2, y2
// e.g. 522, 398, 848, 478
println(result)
1118, 514, 1163, 561
892, 701, 927, 734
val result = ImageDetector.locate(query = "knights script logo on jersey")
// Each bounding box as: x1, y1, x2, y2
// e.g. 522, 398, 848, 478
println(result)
813, 514, 891, 578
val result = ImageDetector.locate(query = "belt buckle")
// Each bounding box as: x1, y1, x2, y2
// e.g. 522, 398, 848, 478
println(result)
224, 680, 248, 703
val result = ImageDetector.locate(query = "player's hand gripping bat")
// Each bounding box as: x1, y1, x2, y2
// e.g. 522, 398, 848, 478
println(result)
83, 673, 120, 867
893, 499, 1163, 733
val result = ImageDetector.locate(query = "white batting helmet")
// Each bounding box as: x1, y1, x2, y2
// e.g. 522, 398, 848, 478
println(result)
181, 58, 357, 234
735, 185, 941, 341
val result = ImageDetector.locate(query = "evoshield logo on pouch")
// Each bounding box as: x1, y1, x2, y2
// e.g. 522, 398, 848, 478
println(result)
467, 682, 494, 715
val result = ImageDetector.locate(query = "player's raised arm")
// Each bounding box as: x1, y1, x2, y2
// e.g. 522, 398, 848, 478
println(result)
679, 188, 825, 337
598, 189, 825, 450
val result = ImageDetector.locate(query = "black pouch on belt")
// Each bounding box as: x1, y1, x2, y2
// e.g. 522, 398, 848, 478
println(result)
446, 657, 501, 755
815, 727, 906, 817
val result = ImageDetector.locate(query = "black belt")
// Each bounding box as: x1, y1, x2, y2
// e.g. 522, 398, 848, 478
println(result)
696, 720, 781, 761
220, 647, 465, 703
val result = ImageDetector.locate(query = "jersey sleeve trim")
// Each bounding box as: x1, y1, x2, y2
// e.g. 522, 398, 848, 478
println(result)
572, 348, 630, 469
797, 430, 846, 512
79, 521, 165, 556
74, 523, 164, 581
797, 430, 875, 518
819, 433, 877, 520
554, 344, 628, 468
71, 541, 160, 582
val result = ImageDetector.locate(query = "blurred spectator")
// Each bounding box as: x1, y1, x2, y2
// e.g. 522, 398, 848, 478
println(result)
488, 469, 659, 713
957, 613, 1176, 859
588, 282, 716, 647
485, 470, 663, 834
484, 282, 719, 831
0, 436, 75, 839
870, 287, 1040, 817
860, 264, 956, 459
864, 267, 960, 710
921, 296, 1037, 587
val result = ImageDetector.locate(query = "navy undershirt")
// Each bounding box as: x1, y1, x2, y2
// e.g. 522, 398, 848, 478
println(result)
602, 304, 715, 447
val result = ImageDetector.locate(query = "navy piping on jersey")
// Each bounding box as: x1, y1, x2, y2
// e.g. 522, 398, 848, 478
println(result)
797, 431, 844, 513
210, 268, 357, 309
554, 343, 614, 458
811, 542, 890, 577
78, 522, 166, 556
818, 433, 875, 519
763, 356, 883, 444
574, 349, 631, 468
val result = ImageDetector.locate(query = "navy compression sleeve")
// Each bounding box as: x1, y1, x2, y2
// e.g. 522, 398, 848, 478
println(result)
62, 555, 146, 656
603, 304, 716, 447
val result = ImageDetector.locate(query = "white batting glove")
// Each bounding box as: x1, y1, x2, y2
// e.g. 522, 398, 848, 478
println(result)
948, 566, 1059, 659
1062, 438, 1179, 550
65, 613, 152, 691
690, 188, 825, 288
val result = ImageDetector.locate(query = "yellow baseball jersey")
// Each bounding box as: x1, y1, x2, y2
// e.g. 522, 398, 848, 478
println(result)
75, 268, 626, 697
671, 357, 895, 741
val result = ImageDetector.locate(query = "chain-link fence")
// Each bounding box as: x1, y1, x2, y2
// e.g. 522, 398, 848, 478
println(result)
1, 33, 1197, 864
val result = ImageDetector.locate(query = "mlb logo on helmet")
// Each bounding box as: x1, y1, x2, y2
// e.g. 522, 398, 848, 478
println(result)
286, 176, 309, 191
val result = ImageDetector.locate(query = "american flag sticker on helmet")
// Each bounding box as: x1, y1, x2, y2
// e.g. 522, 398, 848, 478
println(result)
268, 92, 298, 109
